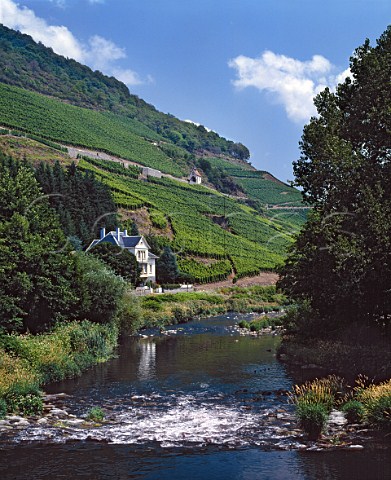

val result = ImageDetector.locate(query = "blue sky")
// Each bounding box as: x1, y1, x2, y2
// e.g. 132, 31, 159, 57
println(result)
1, 0, 390, 181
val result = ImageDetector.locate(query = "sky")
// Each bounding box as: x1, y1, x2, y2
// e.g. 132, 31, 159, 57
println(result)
0, 0, 390, 182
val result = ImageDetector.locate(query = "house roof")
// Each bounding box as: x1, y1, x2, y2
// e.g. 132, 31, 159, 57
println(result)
191, 168, 202, 177
87, 231, 153, 252
122, 236, 143, 248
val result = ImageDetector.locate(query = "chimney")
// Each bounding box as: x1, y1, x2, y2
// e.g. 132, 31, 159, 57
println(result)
100, 227, 106, 239
124, 229, 128, 237
116, 227, 121, 241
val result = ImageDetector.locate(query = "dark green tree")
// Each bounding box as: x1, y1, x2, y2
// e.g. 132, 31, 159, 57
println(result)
278, 26, 391, 330
90, 243, 141, 285
0, 154, 75, 333
156, 246, 179, 284
130, 221, 139, 236
35, 160, 117, 246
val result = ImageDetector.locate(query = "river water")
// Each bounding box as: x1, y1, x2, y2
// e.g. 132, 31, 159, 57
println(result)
1, 313, 390, 479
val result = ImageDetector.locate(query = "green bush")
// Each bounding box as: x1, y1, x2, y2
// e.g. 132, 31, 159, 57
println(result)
87, 406, 105, 422
4, 384, 43, 416
296, 402, 328, 440
342, 400, 365, 423
238, 320, 250, 329
118, 291, 143, 334
73, 252, 126, 324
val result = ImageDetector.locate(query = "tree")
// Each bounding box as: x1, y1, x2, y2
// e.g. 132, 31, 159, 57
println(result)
35, 160, 117, 247
130, 221, 139, 236
278, 26, 391, 330
0, 155, 75, 333
89, 242, 141, 285
156, 246, 179, 284
71, 252, 125, 325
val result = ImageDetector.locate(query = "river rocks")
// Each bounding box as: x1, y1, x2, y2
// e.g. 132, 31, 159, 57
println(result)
0, 419, 12, 430
48, 408, 69, 417
37, 418, 49, 425
64, 418, 85, 426
328, 409, 347, 427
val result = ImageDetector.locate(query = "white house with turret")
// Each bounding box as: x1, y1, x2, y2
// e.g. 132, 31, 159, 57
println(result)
87, 228, 158, 283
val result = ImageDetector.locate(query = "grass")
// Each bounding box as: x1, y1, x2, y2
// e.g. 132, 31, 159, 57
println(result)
354, 377, 391, 430
289, 375, 391, 439
0, 320, 118, 416
139, 286, 287, 328
289, 375, 344, 413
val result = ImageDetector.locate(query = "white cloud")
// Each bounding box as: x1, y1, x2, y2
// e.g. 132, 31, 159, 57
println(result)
229, 50, 349, 124
0, 0, 147, 87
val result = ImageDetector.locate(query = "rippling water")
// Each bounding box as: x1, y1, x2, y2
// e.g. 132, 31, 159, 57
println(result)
1, 313, 390, 479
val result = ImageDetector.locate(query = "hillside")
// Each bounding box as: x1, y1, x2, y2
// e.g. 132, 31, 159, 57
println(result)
0, 24, 302, 203
0, 25, 307, 282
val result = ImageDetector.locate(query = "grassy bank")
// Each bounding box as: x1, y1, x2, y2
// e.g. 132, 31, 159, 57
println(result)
0, 321, 118, 417
138, 286, 287, 329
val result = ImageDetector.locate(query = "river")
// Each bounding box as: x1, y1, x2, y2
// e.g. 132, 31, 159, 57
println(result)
1, 313, 390, 479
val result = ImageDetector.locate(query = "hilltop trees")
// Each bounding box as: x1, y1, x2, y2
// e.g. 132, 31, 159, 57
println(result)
278, 26, 391, 331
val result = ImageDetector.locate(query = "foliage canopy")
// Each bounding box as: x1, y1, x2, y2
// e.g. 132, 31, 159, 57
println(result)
279, 26, 391, 330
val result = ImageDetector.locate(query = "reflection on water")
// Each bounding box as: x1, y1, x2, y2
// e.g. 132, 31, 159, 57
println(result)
138, 341, 156, 381
0, 313, 390, 479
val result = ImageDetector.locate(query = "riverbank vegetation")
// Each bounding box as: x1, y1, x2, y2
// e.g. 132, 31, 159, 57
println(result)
131, 285, 287, 331
289, 375, 391, 439
0, 321, 118, 417
277, 26, 391, 439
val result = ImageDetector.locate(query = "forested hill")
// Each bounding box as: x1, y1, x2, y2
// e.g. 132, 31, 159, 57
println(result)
0, 24, 249, 161
0, 24, 302, 205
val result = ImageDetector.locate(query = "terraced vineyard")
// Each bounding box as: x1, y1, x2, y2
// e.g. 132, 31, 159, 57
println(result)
177, 258, 232, 284
78, 157, 302, 280
206, 158, 303, 206
0, 83, 187, 176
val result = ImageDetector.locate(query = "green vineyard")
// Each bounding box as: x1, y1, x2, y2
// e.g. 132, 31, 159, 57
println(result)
0, 83, 187, 176
177, 258, 232, 284
77, 158, 294, 279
